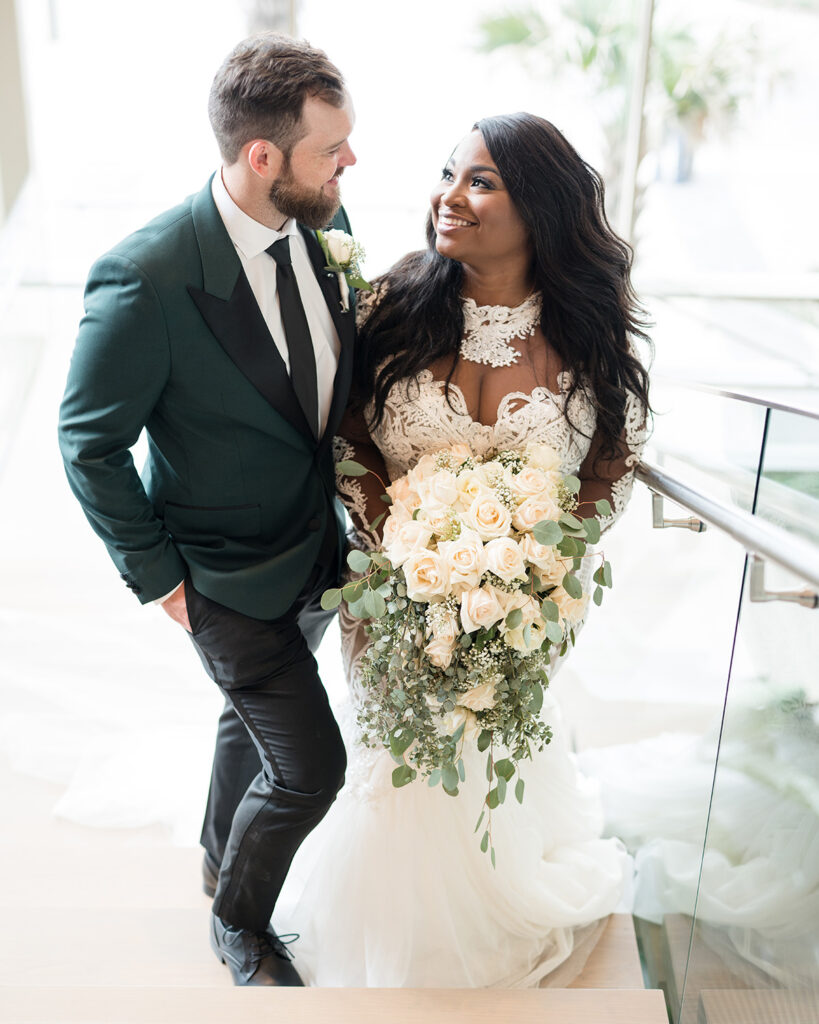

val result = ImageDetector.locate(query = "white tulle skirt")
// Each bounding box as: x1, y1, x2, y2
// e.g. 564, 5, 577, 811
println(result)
274, 690, 631, 988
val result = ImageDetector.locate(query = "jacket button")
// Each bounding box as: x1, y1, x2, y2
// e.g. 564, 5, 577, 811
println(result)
307, 516, 321, 531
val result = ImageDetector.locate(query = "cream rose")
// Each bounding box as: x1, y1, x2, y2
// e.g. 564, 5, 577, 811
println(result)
454, 469, 492, 512
505, 617, 549, 653
424, 636, 456, 669
526, 443, 562, 472
407, 453, 439, 489
449, 442, 474, 465
384, 519, 434, 567
499, 589, 541, 628
403, 549, 450, 601
464, 494, 513, 541
506, 465, 552, 501
484, 537, 528, 583
386, 475, 421, 512
381, 499, 413, 549
552, 584, 589, 627
428, 607, 459, 645
456, 679, 498, 712
513, 494, 562, 533
439, 705, 480, 741
518, 533, 562, 577
460, 584, 505, 634
416, 469, 458, 510
437, 528, 487, 593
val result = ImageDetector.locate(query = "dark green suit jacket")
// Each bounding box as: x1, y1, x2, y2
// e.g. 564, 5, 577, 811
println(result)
58, 176, 355, 618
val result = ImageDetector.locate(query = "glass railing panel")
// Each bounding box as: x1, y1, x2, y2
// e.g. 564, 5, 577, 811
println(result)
755, 407, 819, 548
573, 387, 761, 1021
646, 380, 768, 514
679, 410, 819, 1024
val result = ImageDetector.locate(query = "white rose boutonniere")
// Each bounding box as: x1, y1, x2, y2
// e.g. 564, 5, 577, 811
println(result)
316, 228, 372, 312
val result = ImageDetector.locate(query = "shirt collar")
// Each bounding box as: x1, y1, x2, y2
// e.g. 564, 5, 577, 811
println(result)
211, 170, 301, 259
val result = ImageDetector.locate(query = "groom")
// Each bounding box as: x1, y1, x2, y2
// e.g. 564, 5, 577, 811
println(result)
58, 34, 357, 986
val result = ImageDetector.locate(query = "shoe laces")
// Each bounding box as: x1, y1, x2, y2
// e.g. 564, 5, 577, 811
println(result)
250, 930, 299, 964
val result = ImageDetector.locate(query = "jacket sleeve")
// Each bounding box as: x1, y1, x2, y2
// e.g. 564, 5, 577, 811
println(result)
58, 253, 187, 602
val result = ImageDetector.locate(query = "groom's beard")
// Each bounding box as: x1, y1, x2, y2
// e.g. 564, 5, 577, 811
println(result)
269, 162, 342, 229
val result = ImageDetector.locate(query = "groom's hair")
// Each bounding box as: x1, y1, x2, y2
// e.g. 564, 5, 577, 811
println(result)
209, 33, 345, 165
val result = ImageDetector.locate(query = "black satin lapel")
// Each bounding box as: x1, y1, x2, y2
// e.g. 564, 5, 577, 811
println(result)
299, 226, 356, 446
187, 272, 312, 439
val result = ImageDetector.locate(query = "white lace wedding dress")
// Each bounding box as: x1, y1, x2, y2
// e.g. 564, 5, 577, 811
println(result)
274, 323, 647, 988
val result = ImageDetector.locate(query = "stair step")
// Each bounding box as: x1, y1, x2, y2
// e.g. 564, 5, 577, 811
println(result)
0, 986, 668, 1023
699, 988, 819, 1024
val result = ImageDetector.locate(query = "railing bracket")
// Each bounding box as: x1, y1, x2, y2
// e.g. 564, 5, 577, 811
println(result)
651, 492, 707, 532
749, 554, 818, 609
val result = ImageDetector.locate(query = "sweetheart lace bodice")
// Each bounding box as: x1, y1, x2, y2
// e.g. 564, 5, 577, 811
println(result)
367, 368, 595, 482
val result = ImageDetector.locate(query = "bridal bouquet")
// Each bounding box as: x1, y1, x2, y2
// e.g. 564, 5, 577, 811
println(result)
324, 442, 613, 862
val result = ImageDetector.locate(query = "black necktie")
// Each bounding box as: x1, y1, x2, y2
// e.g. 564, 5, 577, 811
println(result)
266, 236, 319, 438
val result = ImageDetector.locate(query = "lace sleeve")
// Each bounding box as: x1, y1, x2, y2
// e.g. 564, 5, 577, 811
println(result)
577, 387, 648, 534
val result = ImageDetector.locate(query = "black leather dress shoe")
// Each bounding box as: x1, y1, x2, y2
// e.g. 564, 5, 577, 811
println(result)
209, 913, 304, 986
202, 851, 219, 898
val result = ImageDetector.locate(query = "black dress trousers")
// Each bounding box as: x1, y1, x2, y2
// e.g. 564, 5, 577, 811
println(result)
189, 552, 345, 932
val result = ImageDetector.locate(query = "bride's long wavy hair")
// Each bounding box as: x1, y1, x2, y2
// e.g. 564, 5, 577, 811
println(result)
355, 112, 651, 465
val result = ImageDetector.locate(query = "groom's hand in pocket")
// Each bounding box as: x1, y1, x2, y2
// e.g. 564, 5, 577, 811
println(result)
161, 581, 192, 632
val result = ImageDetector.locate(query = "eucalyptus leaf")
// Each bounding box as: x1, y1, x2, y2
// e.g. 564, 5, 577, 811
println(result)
595, 498, 612, 517
392, 765, 415, 788
495, 758, 515, 781
593, 585, 604, 606
477, 729, 492, 752
335, 459, 367, 477
480, 830, 489, 853
427, 769, 441, 787
505, 607, 523, 629
532, 519, 562, 546
474, 810, 485, 834
486, 787, 500, 809
562, 573, 583, 599
346, 549, 371, 573
515, 778, 525, 804
557, 536, 579, 556
529, 680, 544, 714
442, 764, 459, 792
347, 595, 370, 619
583, 517, 601, 544
544, 619, 564, 644
497, 774, 507, 802
389, 726, 416, 757
342, 580, 364, 602
320, 588, 342, 611
563, 474, 581, 494
457, 759, 466, 782
451, 722, 466, 744
603, 561, 613, 588
540, 599, 559, 622
370, 512, 386, 531
490, 847, 496, 869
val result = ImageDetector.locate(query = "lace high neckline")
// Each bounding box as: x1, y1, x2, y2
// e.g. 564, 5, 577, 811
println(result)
460, 292, 543, 368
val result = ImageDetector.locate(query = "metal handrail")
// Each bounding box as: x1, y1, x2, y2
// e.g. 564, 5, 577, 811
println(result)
636, 461, 819, 591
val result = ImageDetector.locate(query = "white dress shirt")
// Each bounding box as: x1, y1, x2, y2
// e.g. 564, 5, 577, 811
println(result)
156, 172, 341, 606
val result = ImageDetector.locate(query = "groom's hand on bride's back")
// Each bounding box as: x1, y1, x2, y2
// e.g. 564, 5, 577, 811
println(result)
161, 581, 192, 632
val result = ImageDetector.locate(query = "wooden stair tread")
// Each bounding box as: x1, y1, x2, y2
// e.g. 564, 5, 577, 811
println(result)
698, 988, 819, 1024
0, 986, 668, 1024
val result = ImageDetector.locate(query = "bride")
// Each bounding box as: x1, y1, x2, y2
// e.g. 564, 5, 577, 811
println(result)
274, 112, 651, 987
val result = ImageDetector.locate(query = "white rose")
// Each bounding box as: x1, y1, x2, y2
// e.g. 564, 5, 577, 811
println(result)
381, 499, 412, 549
456, 680, 497, 712
424, 635, 456, 669
484, 537, 528, 584
526, 443, 562, 472
498, 589, 541, 629
403, 549, 450, 601
519, 533, 562, 578
439, 705, 481, 741
407, 453, 440, 489
428, 608, 459, 644
460, 584, 505, 634
464, 494, 513, 541
454, 469, 492, 512
384, 519, 433, 567
437, 528, 487, 593
513, 494, 562, 533
386, 474, 421, 512
324, 228, 355, 265
418, 508, 457, 537
506, 465, 551, 501
416, 469, 458, 510
552, 584, 589, 627
505, 617, 550, 652
449, 442, 474, 465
